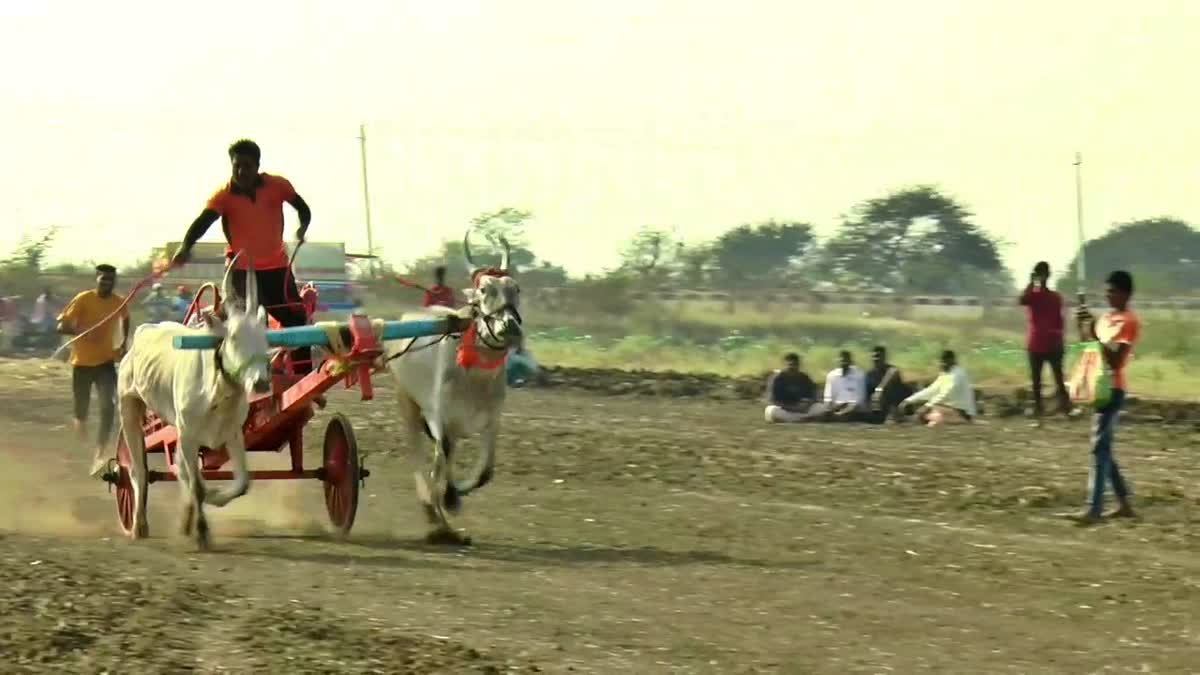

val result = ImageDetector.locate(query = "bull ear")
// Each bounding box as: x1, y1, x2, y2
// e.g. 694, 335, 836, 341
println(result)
202, 311, 227, 336
462, 288, 479, 304
257, 305, 268, 323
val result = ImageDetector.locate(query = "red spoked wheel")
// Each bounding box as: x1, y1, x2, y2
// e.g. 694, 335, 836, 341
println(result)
323, 413, 360, 536
114, 431, 136, 536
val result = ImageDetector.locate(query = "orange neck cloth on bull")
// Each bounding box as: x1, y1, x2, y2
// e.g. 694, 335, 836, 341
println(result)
456, 267, 510, 371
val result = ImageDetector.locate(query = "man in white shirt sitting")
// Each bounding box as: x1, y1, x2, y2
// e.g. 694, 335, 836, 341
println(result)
900, 350, 977, 427
792, 350, 867, 422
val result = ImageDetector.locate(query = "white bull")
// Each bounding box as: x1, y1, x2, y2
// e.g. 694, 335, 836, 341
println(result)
385, 231, 523, 544
116, 253, 272, 549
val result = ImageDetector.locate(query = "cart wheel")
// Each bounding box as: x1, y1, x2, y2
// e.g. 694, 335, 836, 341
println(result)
323, 413, 360, 536
114, 434, 137, 536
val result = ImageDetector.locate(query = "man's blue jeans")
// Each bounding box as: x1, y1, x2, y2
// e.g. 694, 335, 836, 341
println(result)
1089, 388, 1130, 516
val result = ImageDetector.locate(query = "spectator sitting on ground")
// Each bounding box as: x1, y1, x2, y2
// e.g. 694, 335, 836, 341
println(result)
864, 345, 914, 423
900, 350, 977, 427
793, 350, 866, 422
763, 352, 817, 423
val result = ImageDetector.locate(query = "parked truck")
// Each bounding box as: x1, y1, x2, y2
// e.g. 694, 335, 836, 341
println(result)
157, 241, 361, 311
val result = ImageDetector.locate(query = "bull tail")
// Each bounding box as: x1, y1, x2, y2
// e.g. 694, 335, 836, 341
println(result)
205, 441, 250, 508
450, 431, 496, 497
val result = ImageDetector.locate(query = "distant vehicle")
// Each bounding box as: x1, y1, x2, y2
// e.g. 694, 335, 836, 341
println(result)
305, 280, 362, 312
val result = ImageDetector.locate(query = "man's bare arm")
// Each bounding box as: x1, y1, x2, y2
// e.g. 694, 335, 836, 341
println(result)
1018, 283, 1033, 306
1102, 343, 1130, 371
172, 210, 220, 265
288, 194, 312, 241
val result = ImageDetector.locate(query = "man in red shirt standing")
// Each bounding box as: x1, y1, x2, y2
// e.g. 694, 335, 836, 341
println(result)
172, 139, 314, 373
421, 266, 457, 308
1019, 261, 1070, 426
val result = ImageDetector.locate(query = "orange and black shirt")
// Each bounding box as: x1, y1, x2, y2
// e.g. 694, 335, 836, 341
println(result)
205, 173, 296, 270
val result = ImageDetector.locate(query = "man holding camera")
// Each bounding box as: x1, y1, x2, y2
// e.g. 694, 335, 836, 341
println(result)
1019, 261, 1070, 426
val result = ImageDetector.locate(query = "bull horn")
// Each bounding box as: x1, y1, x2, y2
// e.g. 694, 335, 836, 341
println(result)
245, 255, 258, 312
460, 227, 480, 266
221, 251, 243, 311
499, 236, 511, 272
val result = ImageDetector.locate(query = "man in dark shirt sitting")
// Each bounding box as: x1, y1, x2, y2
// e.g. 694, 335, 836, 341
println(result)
764, 352, 818, 423
863, 345, 914, 423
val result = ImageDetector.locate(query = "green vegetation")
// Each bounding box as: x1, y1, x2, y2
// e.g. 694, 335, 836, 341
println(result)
12, 185, 1200, 401
514, 306, 1200, 400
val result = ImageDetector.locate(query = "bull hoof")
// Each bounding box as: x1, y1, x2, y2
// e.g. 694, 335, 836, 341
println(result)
425, 527, 471, 547
443, 484, 461, 513
196, 518, 211, 551
179, 508, 194, 537
420, 503, 440, 525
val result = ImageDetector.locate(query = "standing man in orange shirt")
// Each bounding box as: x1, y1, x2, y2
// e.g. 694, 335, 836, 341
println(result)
57, 264, 130, 476
171, 139, 314, 373
1072, 270, 1139, 525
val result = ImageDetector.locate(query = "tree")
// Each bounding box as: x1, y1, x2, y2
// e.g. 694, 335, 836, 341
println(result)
0, 227, 60, 299
822, 186, 1008, 294
401, 207, 567, 290
466, 207, 536, 272
617, 226, 678, 284
675, 242, 714, 288
1062, 217, 1200, 295
0, 226, 58, 274
709, 220, 816, 288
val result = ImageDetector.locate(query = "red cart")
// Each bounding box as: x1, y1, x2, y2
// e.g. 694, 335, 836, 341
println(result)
102, 282, 417, 537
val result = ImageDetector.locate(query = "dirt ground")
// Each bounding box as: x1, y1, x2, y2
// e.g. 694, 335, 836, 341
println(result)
0, 358, 1197, 674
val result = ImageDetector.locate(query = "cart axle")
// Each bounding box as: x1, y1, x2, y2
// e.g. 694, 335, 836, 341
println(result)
101, 467, 370, 484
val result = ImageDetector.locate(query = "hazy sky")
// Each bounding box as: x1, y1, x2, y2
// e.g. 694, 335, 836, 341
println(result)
2, 0, 1196, 281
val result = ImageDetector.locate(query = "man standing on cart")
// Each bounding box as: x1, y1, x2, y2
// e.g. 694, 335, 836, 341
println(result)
172, 139, 314, 374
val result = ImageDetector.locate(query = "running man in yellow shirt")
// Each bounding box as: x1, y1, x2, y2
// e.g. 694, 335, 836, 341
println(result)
57, 264, 130, 476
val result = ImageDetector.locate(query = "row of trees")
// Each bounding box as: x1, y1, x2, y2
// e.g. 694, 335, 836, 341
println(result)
397, 187, 1198, 297
614, 186, 1016, 295
9, 187, 1197, 299
402, 187, 1016, 296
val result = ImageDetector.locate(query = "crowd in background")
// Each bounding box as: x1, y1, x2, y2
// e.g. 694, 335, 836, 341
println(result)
763, 347, 977, 428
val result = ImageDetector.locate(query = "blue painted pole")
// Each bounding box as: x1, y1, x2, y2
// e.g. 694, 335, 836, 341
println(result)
171, 318, 452, 350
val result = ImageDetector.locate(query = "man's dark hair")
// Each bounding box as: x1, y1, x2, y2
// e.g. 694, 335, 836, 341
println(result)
434, 265, 447, 278
1107, 270, 1134, 295
839, 350, 852, 361
941, 349, 956, 363
783, 352, 799, 362
872, 345, 887, 356
228, 139, 262, 163
1034, 261, 1050, 275
95, 264, 117, 275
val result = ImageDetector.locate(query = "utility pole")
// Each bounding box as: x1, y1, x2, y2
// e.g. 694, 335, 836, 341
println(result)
1073, 152, 1086, 300
358, 123, 376, 277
